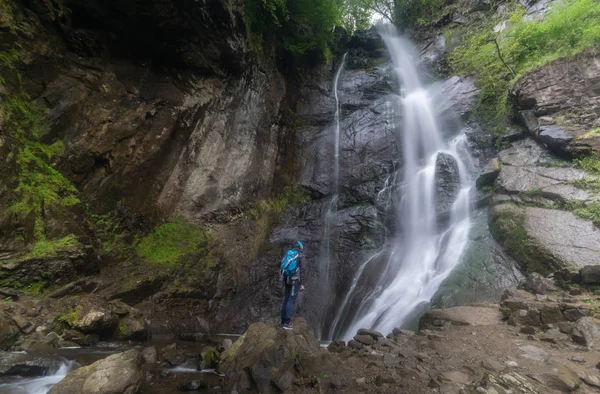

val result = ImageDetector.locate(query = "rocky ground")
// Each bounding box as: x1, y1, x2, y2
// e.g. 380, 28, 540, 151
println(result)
3, 270, 600, 394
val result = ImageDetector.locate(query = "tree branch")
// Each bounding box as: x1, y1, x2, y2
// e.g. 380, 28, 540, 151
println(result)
490, 37, 516, 78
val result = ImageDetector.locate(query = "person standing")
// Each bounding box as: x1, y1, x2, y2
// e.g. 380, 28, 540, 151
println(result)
280, 241, 305, 330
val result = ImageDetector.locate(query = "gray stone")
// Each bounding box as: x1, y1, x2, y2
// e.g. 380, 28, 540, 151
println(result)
520, 326, 536, 335
519, 110, 540, 136
481, 359, 506, 373
563, 308, 591, 322
353, 334, 375, 346
476, 158, 500, 189
141, 346, 157, 364
419, 306, 503, 329
440, 370, 471, 385
540, 328, 568, 344
539, 304, 564, 325
580, 265, 600, 285
521, 273, 557, 295
159, 344, 185, 366
558, 322, 573, 334
347, 340, 363, 350
568, 355, 585, 363
435, 153, 461, 219
221, 338, 233, 352
534, 365, 581, 392
539, 125, 573, 156
48, 349, 144, 394
519, 345, 548, 361
356, 328, 383, 340
572, 317, 600, 348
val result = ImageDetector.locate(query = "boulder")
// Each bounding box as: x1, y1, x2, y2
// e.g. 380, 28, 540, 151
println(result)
0, 310, 20, 349
571, 317, 600, 348
353, 334, 375, 346
539, 125, 573, 157
159, 343, 186, 366
420, 306, 503, 329
435, 153, 461, 219
220, 318, 331, 394
520, 273, 557, 295
491, 204, 600, 275
580, 265, 600, 285
56, 295, 149, 340
356, 328, 383, 340
476, 158, 500, 189
141, 346, 157, 364
48, 349, 144, 394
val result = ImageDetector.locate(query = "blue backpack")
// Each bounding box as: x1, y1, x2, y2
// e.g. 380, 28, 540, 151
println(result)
280, 249, 299, 278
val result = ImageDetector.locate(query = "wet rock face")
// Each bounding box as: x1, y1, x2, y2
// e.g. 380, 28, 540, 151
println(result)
435, 152, 461, 220
515, 51, 600, 156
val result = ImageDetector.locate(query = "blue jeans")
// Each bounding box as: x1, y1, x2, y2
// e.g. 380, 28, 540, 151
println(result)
281, 279, 300, 325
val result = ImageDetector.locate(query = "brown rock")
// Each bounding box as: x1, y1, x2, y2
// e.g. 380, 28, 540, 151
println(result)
353, 334, 375, 346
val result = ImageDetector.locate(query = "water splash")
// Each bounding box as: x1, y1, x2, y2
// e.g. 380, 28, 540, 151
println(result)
333, 27, 473, 339
0, 359, 75, 394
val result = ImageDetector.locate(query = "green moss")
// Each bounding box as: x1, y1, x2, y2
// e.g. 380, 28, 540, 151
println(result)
28, 234, 79, 258
57, 305, 82, 326
449, 0, 600, 134
0, 278, 46, 295
135, 217, 211, 266
569, 178, 600, 192
523, 188, 542, 197
118, 320, 130, 337
573, 201, 600, 228
576, 128, 600, 140
247, 186, 311, 218
574, 154, 600, 175
1, 55, 80, 241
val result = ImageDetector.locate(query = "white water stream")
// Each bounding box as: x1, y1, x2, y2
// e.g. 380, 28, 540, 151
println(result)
321, 54, 347, 330
0, 360, 74, 394
333, 27, 474, 339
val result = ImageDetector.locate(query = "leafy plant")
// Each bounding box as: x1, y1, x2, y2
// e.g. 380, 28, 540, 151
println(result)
450, 0, 600, 134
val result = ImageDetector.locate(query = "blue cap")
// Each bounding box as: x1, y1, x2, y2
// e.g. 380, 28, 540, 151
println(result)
297, 241, 303, 249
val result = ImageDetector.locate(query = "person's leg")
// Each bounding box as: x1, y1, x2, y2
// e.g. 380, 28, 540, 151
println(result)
281, 283, 290, 325
284, 280, 300, 325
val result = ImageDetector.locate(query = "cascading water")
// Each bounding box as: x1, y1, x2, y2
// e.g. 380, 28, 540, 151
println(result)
332, 27, 474, 339
320, 54, 346, 336
0, 359, 75, 394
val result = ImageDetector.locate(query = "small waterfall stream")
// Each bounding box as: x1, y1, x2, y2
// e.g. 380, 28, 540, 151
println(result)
320, 54, 346, 337
331, 28, 474, 339
0, 359, 75, 394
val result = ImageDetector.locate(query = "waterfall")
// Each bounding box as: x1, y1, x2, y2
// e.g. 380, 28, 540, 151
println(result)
332, 27, 473, 339
0, 359, 75, 394
320, 54, 346, 337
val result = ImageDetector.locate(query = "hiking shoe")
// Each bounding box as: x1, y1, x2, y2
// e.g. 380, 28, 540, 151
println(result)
282, 323, 293, 330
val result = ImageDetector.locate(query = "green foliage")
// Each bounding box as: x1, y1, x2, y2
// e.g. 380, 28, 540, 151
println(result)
135, 218, 211, 266
569, 178, 600, 192
577, 128, 600, 140
57, 306, 82, 326
0, 278, 46, 296
247, 186, 311, 218
396, 0, 446, 28
574, 154, 600, 175
450, 0, 600, 134
481, 185, 493, 192
573, 201, 600, 228
1, 52, 80, 240
244, 0, 343, 60
28, 234, 79, 258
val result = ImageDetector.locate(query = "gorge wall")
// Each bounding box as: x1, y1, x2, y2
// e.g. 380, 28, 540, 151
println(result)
1, 0, 600, 343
